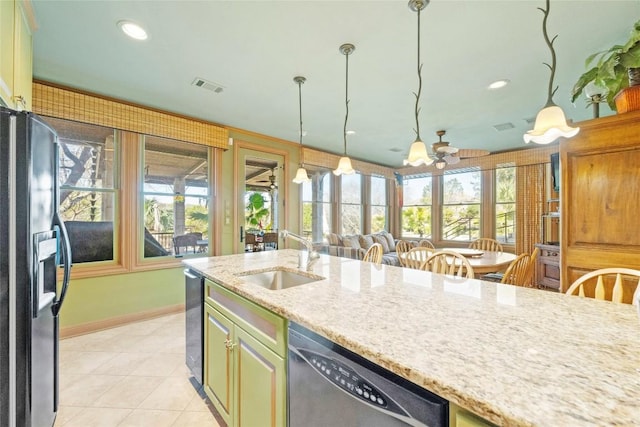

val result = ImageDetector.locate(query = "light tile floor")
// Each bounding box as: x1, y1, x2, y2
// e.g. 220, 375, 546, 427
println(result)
55, 313, 221, 427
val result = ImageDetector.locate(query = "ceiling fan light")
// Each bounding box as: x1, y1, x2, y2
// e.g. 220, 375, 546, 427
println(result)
292, 167, 311, 183
524, 105, 580, 144
403, 139, 433, 166
333, 156, 355, 176
434, 158, 447, 170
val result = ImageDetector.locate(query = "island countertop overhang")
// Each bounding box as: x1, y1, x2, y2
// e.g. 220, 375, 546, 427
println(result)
184, 249, 640, 427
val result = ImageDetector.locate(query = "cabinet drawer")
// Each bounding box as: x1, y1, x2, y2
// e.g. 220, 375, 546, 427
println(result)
205, 279, 287, 357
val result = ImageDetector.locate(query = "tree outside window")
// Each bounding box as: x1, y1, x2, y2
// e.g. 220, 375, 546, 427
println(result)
495, 166, 516, 243
401, 175, 432, 238
370, 175, 387, 233
442, 170, 481, 241
341, 173, 362, 235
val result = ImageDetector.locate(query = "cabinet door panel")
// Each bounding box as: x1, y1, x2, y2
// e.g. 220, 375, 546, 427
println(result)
0, 0, 15, 106
13, 1, 31, 110
204, 304, 234, 425
235, 327, 285, 427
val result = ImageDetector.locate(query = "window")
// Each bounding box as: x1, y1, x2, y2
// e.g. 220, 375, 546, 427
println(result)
370, 175, 387, 233
302, 170, 332, 242
442, 170, 481, 241
340, 173, 362, 235
51, 117, 118, 264
142, 136, 210, 258
401, 175, 432, 239
495, 166, 516, 243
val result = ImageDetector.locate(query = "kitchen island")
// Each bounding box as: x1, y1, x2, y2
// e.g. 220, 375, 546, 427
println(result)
184, 250, 640, 426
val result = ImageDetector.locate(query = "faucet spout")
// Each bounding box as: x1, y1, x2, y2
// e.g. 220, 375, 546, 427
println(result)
280, 230, 319, 271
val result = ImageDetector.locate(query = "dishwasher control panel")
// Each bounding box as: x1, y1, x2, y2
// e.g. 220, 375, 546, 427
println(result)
299, 349, 388, 408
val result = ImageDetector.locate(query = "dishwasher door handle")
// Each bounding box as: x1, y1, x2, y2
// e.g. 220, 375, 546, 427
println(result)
184, 269, 198, 280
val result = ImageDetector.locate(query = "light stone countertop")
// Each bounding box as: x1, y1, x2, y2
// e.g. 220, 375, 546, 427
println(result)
183, 249, 640, 427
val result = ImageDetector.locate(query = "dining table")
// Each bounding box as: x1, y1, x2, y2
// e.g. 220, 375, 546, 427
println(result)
440, 247, 517, 277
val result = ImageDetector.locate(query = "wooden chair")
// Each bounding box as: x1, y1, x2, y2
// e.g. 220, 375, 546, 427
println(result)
402, 247, 433, 270
363, 243, 383, 265
173, 232, 203, 255
395, 240, 414, 267
421, 250, 475, 278
468, 238, 503, 253
483, 248, 539, 285
565, 268, 640, 304
418, 239, 435, 250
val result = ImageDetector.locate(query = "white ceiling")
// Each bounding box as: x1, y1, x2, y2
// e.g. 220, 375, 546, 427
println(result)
31, 1, 640, 168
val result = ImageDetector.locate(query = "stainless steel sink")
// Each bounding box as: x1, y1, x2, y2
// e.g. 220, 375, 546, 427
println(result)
239, 268, 324, 290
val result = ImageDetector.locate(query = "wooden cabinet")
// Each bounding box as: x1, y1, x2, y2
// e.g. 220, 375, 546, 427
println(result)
560, 110, 640, 291
0, 0, 32, 110
535, 243, 560, 291
449, 402, 496, 427
203, 279, 286, 427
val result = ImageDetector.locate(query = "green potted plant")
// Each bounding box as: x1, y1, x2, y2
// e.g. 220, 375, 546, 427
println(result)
571, 19, 640, 113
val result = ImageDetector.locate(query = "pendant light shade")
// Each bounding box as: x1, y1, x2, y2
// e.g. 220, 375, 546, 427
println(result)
334, 43, 356, 176
524, 105, 579, 144
403, 0, 432, 167
292, 76, 311, 184
333, 156, 355, 176
524, 0, 579, 144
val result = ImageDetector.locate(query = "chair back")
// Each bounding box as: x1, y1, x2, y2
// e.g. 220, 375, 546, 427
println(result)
422, 250, 475, 278
469, 238, 503, 253
363, 243, 383, 265
418, 239, 435, 249
566, 268, 640, 304
403, 247, 433, 270
501, 252, 534, 287
395, 240, 414, 266
173, 232, 202, 255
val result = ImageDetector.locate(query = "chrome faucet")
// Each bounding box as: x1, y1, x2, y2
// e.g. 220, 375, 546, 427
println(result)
280, 230, 320, 271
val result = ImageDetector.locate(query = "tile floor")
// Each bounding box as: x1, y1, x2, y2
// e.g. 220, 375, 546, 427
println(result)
54, 313, 221, 427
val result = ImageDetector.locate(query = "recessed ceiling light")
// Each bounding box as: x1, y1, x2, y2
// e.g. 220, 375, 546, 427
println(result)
346, 130, 356, 135
118, 20, 148, 40
488, 79, 510, 90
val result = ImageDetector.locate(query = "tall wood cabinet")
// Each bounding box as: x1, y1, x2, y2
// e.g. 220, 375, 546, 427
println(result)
0, 0, 33, 110
560, 110, 640, 296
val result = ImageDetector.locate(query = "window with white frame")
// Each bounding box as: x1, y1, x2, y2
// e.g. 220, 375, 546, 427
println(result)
370, 175, 387, 233
401, 174, 432, 239
441, 169, 481, 241
302, 170, 332, 242
340, 173, 362, 235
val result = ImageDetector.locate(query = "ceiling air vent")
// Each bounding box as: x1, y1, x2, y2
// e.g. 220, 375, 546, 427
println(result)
191, 77, 224, 93
493, 122, 515, 131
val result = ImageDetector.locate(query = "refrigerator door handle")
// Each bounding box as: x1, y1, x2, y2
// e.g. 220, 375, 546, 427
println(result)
52, 212, 72, 316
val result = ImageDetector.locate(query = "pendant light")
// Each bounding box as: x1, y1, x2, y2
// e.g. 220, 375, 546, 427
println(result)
523, 0, 579, 144
333, 43, 356, 176
403, 0, 432, 167
292, 76, 311, 184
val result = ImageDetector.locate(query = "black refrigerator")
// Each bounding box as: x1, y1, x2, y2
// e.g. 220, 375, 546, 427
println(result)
0, 106, 72, 427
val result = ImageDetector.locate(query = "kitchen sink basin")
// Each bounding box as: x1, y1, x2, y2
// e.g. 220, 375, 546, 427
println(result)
239, 268, 324, 290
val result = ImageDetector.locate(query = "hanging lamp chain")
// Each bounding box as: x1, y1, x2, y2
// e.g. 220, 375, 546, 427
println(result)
343, 48, 350, 156
414, 3, 423, 141
540, 0, 558, 107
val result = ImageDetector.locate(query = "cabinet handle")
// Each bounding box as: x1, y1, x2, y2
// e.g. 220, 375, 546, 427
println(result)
224, 338, 236, 351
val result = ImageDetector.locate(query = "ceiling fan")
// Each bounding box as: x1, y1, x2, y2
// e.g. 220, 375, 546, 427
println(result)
429, 130, 490, 169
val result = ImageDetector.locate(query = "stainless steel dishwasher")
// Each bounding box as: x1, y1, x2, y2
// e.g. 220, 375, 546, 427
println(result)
184, 268, 204, 387
288, 322, 448, 427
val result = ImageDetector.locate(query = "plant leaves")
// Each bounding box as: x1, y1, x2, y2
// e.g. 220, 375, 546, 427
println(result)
571, 67, 598, 103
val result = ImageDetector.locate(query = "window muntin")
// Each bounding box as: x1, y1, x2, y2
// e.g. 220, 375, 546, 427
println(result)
495, 166, 516, 243
401, 175, 432, 239
340, 173, 362, 235
370, 175, 387, 233
51, 117, 118, 264
441, 170, 481, 241
142, 136, 210, 258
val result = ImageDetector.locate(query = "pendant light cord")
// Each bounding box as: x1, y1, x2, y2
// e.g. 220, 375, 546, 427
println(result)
540, 0, 558, 107
298, 80, 303, 147
343, 49, 350, 156
414, 4, 423, 141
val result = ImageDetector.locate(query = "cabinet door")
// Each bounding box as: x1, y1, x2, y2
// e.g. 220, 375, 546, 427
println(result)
204, 303, 234, 427
0, 0, 15, 106
234, 326, 286, 427
13, 1, 31, 110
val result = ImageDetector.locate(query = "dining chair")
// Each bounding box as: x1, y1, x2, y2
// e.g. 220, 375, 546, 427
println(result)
363, 243, 383, 265
421, 250, 475, 278
565, 268, 640, 304
395, 240, 414, 267
402, 247, 433, 270
468, 238, 503, 253
418, 239, 435, 250
497, 248, 539, 287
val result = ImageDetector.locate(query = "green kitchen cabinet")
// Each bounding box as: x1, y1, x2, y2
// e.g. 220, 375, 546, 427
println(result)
204, 279, 287, 427
450, 402, 496, 427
